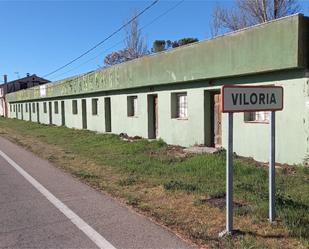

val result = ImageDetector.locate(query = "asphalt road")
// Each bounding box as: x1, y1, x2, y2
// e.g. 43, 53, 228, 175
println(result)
0, 137, 196, 249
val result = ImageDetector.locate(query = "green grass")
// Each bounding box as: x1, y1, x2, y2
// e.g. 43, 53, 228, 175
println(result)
0, 117, 308, 247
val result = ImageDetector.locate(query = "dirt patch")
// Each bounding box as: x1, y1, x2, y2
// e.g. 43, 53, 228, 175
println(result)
236, 156, 299, 176
148, 145, 189, 158
119, 133, 142, 142
197, 196, 246, 210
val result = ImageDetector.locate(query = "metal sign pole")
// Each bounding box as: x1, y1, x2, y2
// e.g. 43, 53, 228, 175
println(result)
269, 111, 276, 222
226, 112, 234, 233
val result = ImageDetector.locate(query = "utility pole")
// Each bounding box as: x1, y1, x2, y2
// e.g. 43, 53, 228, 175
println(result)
3, 75, 8, 117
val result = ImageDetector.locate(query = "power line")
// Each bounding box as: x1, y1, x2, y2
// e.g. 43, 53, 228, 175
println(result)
49, 0, 185, 81
43, 0, 159, 78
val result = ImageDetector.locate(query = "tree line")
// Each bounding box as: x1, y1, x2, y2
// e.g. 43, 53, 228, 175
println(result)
104, 0, 301, 67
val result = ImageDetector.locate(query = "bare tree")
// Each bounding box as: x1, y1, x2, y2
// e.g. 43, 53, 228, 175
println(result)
124, 12, 148, 59
211, 0, 301, 36
104, 12, 148, 66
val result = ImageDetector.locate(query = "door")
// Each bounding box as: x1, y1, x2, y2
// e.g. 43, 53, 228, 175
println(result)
61, 101, 65, 126
147, 95, 158, 139
82, 99, 87, 129
29, 103, 32, 122
21, 104, 23, 120
49, 102, 52, 124
104, 97, 111, 132
213, 92, 222, 147
154, 96, 158, 138
36, 103, 40, 123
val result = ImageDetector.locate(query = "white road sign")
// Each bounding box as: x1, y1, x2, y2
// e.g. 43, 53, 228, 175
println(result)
221, 85, 283, 113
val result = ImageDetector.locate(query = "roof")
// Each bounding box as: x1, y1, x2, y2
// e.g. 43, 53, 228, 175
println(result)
4, 74, 49, 85
7, 14, 309, 103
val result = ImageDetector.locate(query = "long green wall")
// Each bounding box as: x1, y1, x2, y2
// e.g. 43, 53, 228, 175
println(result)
9, 70, 309, 164
7, 14, 308, 103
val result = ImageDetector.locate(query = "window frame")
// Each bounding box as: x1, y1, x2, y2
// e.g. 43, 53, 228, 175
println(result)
171, 92, 188, 120
127, 96, 138, 117
244, 111, 270, 124
92, 98, 98, 115
54, 101, 59, 114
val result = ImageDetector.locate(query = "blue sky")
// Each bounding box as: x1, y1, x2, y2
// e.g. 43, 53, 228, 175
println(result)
1, 0, 308, 82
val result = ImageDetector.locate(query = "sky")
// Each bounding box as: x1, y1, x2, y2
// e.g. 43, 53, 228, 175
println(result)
1, 0, 308, 83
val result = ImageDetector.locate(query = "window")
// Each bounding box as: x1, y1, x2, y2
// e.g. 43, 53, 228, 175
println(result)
13, 105, 16, 112
171, 92, 188, 119
32, 103, 36, 113
54, 101, 59, 114
10, 105, 12, 112
72, 100, 78, 114
18, 104, 20, 112
43, 102, 47, 113
92, 98, 98, 115
244, 111, 270, 123
25, 103, 28, 112
127, 96, 138, 117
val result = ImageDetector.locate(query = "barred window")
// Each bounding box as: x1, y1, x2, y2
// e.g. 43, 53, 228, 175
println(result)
176, 93, 187, 119
244, 111, 270, 123
171, 92, 188, 119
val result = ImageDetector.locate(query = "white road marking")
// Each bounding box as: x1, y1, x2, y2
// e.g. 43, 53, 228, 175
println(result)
0, 150, 117, 249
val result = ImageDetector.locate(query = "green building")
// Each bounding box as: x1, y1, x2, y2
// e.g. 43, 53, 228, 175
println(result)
6, 14, 309, 165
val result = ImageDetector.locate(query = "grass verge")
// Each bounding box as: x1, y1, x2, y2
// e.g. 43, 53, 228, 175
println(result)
0, 118, 308, 249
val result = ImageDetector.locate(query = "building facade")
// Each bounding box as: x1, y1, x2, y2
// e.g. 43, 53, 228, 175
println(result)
0, 74, 49, 117
6, 14, 309, 165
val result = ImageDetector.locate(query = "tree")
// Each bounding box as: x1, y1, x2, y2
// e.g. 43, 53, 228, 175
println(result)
104, 13, 148, 66
172, 38, 199, 48
152, 40, 172, 53
152, 38, 198, 53
211, 0, 300, 36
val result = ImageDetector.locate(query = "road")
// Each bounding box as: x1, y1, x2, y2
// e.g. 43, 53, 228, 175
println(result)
0, 137, 195, 249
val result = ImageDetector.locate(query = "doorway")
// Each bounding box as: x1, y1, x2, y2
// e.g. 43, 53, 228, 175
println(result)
21, 104, 23, 120
29, 103, 32, 122
212, 92, 222, 147
61, 101, 65, 126
48, 102, 52, 124
82, 99, 87, 129
104, 97, 111, 132
147, 94, 158, 139
36, 103, 40, 123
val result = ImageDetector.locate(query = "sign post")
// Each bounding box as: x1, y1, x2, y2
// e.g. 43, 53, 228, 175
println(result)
220, 85, 283, 236
226, 112, 233, 233
269, 111, 276, 222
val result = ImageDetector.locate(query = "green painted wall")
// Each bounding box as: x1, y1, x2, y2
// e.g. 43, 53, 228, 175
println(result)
7, 14, 308, 103
8, 70, 309, 164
